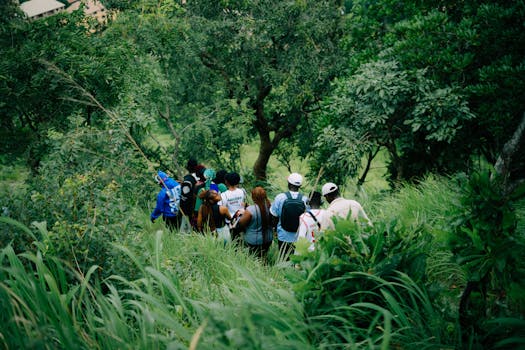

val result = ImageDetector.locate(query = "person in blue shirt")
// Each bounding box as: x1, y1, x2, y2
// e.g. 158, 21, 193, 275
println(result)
270, 172, 308, 260
151, 170, 181, 231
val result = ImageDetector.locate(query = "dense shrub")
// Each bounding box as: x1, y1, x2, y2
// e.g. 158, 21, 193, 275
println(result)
448, 171, 525, 348
0, 121, 155, 280
290, 217, 456, 348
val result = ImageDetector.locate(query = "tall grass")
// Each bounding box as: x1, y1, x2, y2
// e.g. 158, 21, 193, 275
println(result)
365, 174, 467, 324
300, 271, 457, 349
369, 174, 463, 238
0, 221, 313, 349
3, 173, 519, 349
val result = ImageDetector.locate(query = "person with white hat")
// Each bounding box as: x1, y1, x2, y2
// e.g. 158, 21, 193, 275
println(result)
270, 172, 309, 259
321, 182, 371, 229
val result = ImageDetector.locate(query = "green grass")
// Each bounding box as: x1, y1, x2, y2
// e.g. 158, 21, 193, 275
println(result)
0, 225, 313, 349
2, 171, 524, 349
2, 138, 523, 349
245, 144, 390, 201
369, 174, 463, 238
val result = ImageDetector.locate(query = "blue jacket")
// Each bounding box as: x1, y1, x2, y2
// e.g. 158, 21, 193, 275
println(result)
151, 171, 180, 220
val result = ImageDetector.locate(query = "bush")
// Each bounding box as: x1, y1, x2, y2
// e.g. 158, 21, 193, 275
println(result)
448, 170, 525, 348
0, 123, 155, 280
290, 217, 456, 348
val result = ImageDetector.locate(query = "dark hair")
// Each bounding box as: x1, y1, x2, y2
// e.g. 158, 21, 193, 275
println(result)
186, 158, 198, 172
287, 183, 301, 192
198, 190, 221, 232
214, 169, 227, 184
308, 191, 322, 207
225, 172, 241, 186
195, 165, 206, 181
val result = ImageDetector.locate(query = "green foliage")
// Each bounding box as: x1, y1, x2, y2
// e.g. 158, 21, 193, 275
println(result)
2, 1, 525, 348
450, 171, 524, 287
448, 170, 525, 347
313, 59, 474, 185
0, 115, 156, 280
290, 217, 455, 347
175, 100, 251, 172
328, 0, 525, 184
386, 2, 525, 176
155, 0, 347, 179
0, 7, 166, 171
102, 0, 142, 10
408, 87, 475, 143
0, 228, 311, 349
310, 125, 368, 185
2, 170, 524, 349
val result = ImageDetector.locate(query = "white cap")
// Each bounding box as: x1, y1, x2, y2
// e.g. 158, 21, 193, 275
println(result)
287, 173, 303, 186
322, 182, 338, 196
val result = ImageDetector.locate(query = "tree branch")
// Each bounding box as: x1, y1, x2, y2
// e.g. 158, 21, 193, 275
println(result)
199, 51, 234, 98
357, 145, 381, 187
42, 60, 157, 172
158, 106, 179, 143
492, 112, 525, 194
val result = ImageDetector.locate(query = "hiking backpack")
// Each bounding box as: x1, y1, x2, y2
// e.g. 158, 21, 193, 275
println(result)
179, 178, 195, 216
167, 185, 181, 215
280, 191, 306, 232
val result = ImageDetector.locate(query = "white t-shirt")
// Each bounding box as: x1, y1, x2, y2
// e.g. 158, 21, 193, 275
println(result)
220, 188, 246, 217
322, 197, 371, 230
296, 209, 327, 252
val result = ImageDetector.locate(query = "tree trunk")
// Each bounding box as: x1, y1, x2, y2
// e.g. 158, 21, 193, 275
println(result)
357, 146, 381, 188
252, 82, 274, 181
253, 134, 276, 180
492, 111, 525, 195
385, 141, 403, 185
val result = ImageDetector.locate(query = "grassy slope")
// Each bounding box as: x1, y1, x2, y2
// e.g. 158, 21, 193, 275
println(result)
2, 136, 524, 348
0, 172, 466, 349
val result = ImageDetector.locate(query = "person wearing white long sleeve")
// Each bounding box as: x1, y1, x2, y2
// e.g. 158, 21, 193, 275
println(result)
321, 182, 372, 229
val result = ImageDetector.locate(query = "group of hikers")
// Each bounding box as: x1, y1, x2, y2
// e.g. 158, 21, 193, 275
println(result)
150, 158, 372, 260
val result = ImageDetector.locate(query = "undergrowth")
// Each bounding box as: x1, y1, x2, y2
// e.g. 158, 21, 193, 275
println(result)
0, 173, 523, 349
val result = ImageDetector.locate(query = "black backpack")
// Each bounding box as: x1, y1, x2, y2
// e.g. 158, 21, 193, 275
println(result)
179, 175, 196, 216
280, 191, 306, 232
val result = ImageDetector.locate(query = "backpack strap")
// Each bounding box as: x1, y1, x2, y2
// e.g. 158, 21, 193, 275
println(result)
306, 210, 321, 230
241, 187, 249, 207
284, 191, 302, 200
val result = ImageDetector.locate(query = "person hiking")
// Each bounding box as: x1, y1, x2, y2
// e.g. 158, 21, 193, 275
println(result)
203, 168, 219, 193
214, 169, 228, 193
178, 158, 199, 232
321, 182, 372, 229
197, 189, 232, 242
295, 191, 327, 253
270, 172, 308, 260
221, 171, 247, 221
185, 158, 199, 182
151, 170, 181, 231
237, 186, 273, 261
191, 164, 206, 228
